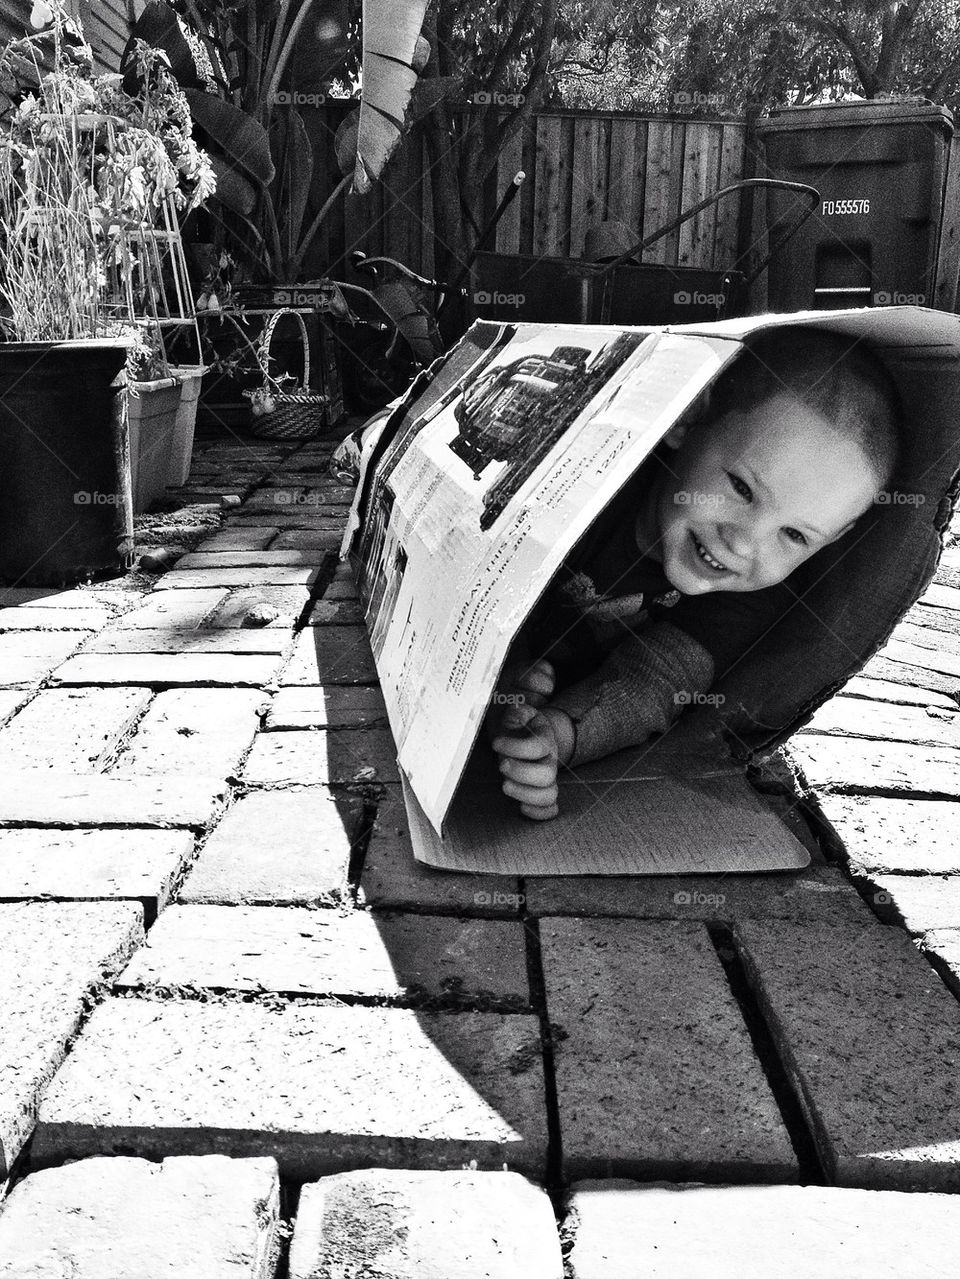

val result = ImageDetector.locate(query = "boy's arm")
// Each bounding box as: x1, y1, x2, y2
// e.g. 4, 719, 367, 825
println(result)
547, 620, 715, 766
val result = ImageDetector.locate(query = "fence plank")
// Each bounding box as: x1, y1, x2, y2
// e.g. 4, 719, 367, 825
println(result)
495, 117, 526, 255
568, 116, 607, 257
678, 122, 721, 267
606, 118, 646, 241
533, 115, 565, 257
642, 120, 685, 265
713, 124, 746, 268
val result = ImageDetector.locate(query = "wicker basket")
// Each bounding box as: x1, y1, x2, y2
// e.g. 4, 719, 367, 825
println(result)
243, 308, 328, 439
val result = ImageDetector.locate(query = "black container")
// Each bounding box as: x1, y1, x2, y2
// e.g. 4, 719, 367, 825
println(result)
471, 252, 736, 327
0, 340, 134, 586
756, 100, 954, 310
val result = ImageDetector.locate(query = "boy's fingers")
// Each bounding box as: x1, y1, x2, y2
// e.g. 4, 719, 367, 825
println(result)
499, 756, 557, 787
500, 702, 537, 732
520, 799, 559, 821
501, 777, 559, 808
491, 731, 553, 761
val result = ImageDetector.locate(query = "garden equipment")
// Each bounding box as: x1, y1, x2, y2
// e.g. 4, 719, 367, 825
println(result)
242, 309, 329, 440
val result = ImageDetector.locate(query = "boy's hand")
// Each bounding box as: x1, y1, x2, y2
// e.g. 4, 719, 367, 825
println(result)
484, 657, 556, 744
491, 701, 575, 822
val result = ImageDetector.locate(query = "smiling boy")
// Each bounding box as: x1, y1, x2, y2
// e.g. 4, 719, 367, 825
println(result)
489, 327, 902, 820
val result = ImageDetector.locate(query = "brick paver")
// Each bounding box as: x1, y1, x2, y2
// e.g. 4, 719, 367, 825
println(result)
0, 604, 113, 630
540, 919, 797, 1180
111, 588, 231, 628
735, 920, 960, 1190
0, 1155, 281, 1279
281, 627, 377, 684
111, 688, 267, 777
0, 828, 192, 911
272, 529, 343, 552
289, 1169, 563, 1279
523, 865, 874, 921
49, 652, 285, 687
83, 628, 289, 653
358, 791, 525, 916
798, 695, 960, 748
175, 550, 316, 569
152, 567, 321, 589
0, 772, 227, 826
563, 1180, 960, 1278
787, 734, 960, 796
0, 631, 93, 686
264, 685, 387, 729
32, 999, 549, 1178
920, 928, 960, 1001
0, 688, 151, 771
241, 726, 400, 785
195, 527, 279, 550
199, 585, 313, 627
117, 906, 530, 1004
0, 902, 143, 1175
809, 793, 960, 874
178, 788, 361, 904
862, 873, 960, 932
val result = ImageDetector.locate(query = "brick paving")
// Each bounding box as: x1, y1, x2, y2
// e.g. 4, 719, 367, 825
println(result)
0, 421, 959, 1274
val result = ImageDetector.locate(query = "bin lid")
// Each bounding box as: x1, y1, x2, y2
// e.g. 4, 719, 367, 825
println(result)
757, 96, 953, 136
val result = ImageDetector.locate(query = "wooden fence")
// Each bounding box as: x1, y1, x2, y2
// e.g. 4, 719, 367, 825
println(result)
308, 105, 752, 282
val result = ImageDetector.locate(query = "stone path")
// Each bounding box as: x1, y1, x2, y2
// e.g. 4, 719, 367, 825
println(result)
0, 420, 959, 1275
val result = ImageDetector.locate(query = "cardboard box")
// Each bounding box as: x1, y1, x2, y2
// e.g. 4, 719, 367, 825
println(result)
342, 307, 960, 874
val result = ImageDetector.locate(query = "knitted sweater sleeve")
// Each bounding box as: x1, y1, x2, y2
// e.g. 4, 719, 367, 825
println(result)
548, 619, 716, 767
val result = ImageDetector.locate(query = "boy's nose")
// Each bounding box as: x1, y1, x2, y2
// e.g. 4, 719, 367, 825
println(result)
717, 524, 754, 564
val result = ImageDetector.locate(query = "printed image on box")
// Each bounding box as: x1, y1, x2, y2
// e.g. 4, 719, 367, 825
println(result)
341, 307, 960, 875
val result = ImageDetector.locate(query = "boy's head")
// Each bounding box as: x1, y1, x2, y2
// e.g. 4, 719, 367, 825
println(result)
645, 328, 903, 595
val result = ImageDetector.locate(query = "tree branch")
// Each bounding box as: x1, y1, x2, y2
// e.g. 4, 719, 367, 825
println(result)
813, 13, 877, 96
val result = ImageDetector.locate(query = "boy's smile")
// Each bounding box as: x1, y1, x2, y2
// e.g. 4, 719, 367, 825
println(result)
637, 392, 882, 594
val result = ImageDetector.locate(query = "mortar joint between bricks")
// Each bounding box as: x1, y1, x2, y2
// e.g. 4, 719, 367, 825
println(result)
518, 903, 566, 1196
705, 922, 829, 1185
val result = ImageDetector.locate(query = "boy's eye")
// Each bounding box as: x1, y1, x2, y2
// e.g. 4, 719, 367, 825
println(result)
728, 472, 807, 545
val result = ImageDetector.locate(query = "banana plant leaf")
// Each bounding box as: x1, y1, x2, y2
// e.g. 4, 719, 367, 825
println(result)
270, 109, 313, 268
120, 0, 203, 90
184, 88, 275, 188
354, 0, 430, 194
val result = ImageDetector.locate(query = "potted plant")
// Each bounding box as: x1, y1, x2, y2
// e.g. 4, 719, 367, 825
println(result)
0, 2, 216, 583
123, 0, 437, 429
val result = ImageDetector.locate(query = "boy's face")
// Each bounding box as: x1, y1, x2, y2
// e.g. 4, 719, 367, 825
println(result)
650, 392, 880, 595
